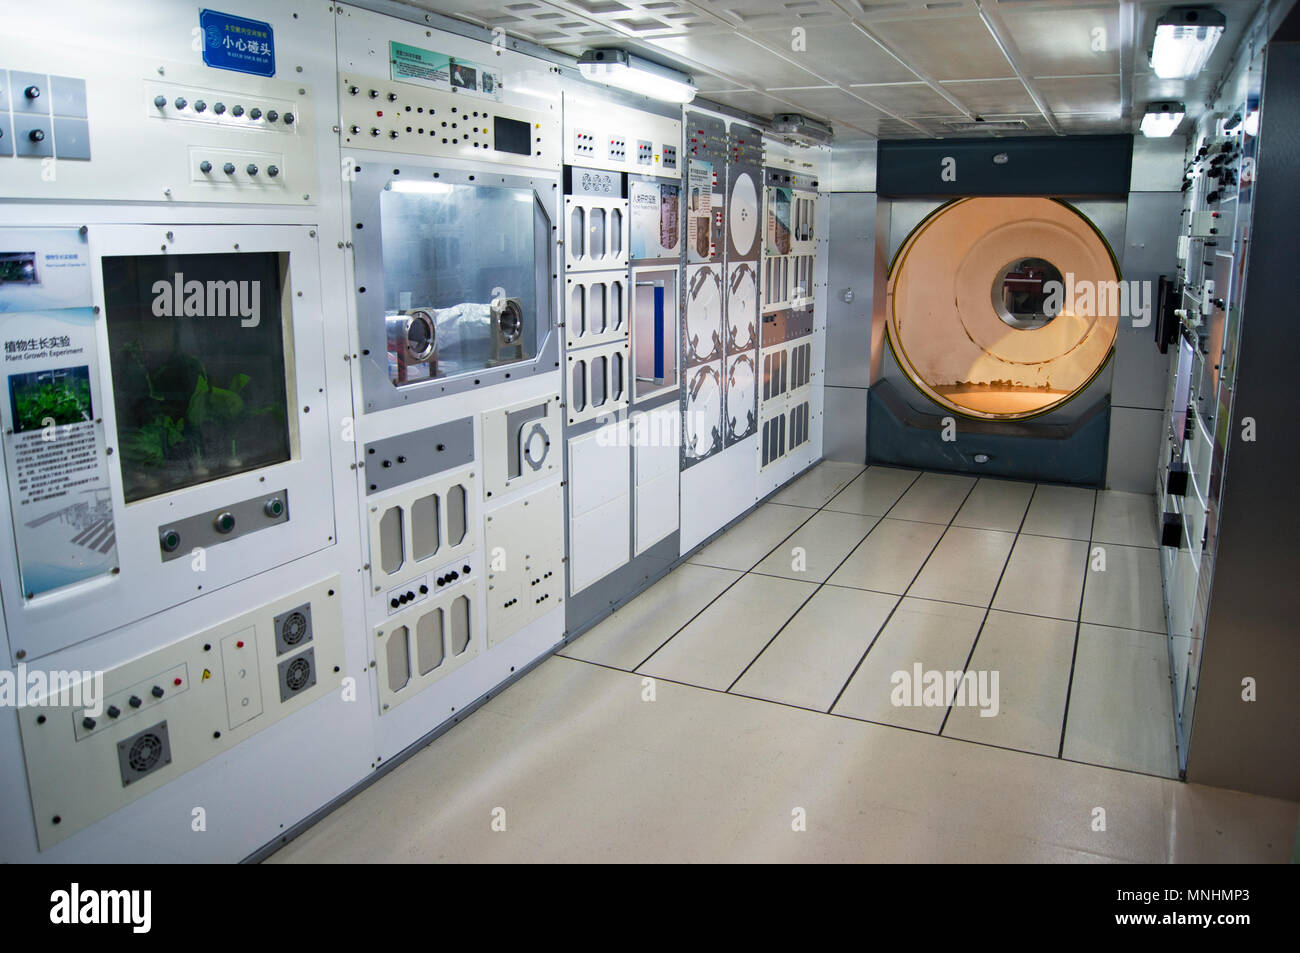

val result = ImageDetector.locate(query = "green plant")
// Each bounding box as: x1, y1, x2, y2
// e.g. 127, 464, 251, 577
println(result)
12, 377, 92, 432
120, 414, 186, 468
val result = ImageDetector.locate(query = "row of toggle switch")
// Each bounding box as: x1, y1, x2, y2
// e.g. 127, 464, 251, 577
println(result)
198, 159, 280, 177
387, 564, 472, 610
81, 682, 174, 731
153, 95, 294, 125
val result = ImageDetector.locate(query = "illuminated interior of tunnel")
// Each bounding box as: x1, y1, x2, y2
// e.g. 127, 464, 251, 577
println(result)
886, 197, 1120, 420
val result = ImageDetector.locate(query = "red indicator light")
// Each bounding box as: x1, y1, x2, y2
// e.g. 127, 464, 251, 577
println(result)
174, 677, 182, 686
236, 640, 244, 648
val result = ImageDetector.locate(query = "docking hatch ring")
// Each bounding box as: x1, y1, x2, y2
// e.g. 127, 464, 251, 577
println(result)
886, 197, 1119, 420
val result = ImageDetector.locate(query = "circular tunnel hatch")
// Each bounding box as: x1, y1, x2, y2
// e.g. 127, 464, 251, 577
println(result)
886, 197, 1119, 420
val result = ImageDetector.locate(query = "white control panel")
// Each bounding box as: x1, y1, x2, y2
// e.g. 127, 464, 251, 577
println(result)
484, 481, 564, 647
563, 93, 681, 177
0, 37, 318, 203
339, 73, 558, 170
17, 576, 345, 850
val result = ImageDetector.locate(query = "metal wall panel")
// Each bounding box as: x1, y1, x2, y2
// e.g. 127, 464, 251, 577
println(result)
825, 193, 875, 389
1187, 38, 1300, 800
823, 385, 868, 463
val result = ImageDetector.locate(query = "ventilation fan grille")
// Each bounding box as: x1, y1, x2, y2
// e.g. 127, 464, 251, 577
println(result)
942, 120, 1029, 133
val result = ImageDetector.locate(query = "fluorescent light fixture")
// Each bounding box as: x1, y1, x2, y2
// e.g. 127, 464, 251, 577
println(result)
1141, 101, 1186, 138
1151, 7, 1226, 79
577, 49, 696, 104
1244, 108, 1260, 137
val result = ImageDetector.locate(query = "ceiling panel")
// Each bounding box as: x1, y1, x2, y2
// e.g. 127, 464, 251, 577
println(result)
747, 24, 920, 85
865, 15, 1015, 80
697, 87, 811, 116
648, 30, 831, 88
841, 82, 965, 117
938, 78, 1039, 115
1037, 74, 1121, 115
1000, 5, 1121, 78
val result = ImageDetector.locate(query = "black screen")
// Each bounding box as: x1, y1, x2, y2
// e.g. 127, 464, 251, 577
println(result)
494, 115, 531, 157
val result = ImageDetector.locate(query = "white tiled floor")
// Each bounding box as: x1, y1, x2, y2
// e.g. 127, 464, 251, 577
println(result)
586, 461, 1179, 777
270, 648, 1296, 863
267, 462, 1286, 863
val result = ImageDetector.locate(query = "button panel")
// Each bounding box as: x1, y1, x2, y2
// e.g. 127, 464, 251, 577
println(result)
143, 80, 299, 135
340, 74, 556, 168
384, 556, 476, 616
73, 663, 188, 742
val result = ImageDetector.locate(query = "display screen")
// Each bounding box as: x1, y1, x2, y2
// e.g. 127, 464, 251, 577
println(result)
378, 181, 544, 386
493, 115, 531, 157
101, 252, 292, 503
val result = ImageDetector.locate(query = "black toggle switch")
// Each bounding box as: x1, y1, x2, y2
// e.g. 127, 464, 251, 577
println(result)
107, 705, 121, 718
129, 695, 142, 708
151, 685, 164, 698
82, 717, 96, 730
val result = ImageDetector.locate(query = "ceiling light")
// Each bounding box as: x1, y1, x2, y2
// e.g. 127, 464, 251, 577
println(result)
1141, 101, 1186, 137
577, 49, 696, 104
771, 113, 833, 146
1151, 7, 1226, 79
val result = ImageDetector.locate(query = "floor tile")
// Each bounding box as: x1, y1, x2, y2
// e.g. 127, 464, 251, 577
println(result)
833, 597, 986, 732
638, 574, 815, 690
1062, 624, 1178, 777
687, 503, 812, 572
732, 587, 898, 710
992, 534, 1089, 622
751, 511, 878, 583
268, 655, 1299, 864
560, 564, 741, 670
767, 460, 865, 509
943, 611, 1077, 756
1092, 490, 1160, 548
907, 526, 1016, 607
1080, 542, 1166, 633
953, 479, 1035, 532
887, 471, 976, 524
826, 518, 945, 595
824, 466, 919, 516
1021, 484, 1097, 540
